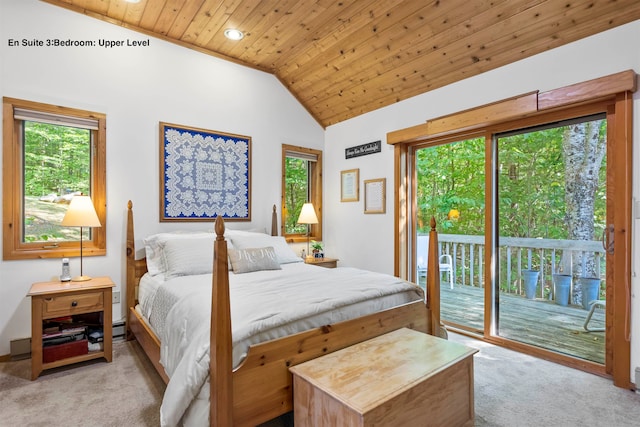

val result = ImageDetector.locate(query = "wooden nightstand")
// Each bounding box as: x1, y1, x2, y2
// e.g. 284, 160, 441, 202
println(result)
28, 276, 114, 380
305, 257, 339, 268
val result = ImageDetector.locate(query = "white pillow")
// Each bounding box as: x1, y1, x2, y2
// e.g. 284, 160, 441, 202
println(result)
162, 237, 216, 280
144, 231, 237, 276
229, 234, 302, 264
228, 247, 281, 274
143, 231, 212, 276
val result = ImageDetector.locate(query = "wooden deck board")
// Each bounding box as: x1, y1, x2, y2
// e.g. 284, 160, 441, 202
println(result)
435, 284, 605, 364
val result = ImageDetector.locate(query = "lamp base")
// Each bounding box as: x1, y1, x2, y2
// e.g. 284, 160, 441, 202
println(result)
305, 255, 315, 261
71, 275, 92, 282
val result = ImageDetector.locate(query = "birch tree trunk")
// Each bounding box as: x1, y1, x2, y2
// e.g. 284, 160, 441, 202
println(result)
562, 120, 605, 305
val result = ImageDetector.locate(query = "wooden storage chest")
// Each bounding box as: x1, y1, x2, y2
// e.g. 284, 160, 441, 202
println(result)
289, 328, 478, 427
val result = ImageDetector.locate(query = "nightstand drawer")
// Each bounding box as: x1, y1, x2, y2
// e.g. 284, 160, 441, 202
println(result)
42, 291, 104, 316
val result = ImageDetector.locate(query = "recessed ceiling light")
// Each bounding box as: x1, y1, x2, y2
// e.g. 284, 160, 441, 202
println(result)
125, 0, 141, 3
224, 29, 244, 41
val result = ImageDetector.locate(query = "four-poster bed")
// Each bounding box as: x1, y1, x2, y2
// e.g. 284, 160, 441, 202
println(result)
125, 201, 443, 426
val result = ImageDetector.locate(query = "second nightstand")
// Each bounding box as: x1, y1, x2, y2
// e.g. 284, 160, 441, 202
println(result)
304, 257, 339, 269
28, 276, 114, 380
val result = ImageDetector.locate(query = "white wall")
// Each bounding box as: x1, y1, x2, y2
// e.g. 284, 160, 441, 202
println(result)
324, 20, 640, 382
0, 0, 324, 356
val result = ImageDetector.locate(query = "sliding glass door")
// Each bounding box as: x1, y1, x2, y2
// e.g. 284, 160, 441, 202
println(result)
412, 113, 611, 367
495, 115, 607, 364
399, 74, 634, 386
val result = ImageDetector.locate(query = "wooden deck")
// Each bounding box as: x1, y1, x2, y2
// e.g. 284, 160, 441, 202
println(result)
437, 284, 605, 364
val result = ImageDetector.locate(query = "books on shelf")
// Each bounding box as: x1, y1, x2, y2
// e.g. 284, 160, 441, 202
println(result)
42, 326, 89, 362
43, 327, 87, 346
40, 316, 106, 363
42, 326, 86, 340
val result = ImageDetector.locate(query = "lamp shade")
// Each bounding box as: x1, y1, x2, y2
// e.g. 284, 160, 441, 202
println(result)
61, 195, 101, 227
297, 203, 318, 225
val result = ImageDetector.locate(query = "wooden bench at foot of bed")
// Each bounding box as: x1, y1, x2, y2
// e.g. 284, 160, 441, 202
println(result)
290, 328, 477, 427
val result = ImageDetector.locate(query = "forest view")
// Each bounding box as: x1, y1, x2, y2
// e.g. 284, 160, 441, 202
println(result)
416, 115, 607, 295
23, 121, 91, 242
283, 156, 309, 234
416, 117, 607, 241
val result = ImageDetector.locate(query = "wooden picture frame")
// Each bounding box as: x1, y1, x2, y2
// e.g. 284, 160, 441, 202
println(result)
159, 122, 251, 221
364, 178, 386, 214
340, 168, 359, 202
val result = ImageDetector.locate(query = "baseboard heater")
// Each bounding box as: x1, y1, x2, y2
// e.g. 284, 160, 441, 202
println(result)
112, 320, 126, 340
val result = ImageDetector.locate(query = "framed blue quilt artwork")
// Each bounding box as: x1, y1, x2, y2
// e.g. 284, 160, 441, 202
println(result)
160, 122, 251, 221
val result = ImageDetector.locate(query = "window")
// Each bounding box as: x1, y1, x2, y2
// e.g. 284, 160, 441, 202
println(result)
3, 97, 106, 260
281, 144, 322, 242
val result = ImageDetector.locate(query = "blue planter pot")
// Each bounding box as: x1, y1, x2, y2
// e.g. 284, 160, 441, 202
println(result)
522, 270, 540, 299
579, 277, 601, 310
553, 274, 572, 306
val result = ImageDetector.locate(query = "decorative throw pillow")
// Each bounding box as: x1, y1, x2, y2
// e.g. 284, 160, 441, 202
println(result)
229, 235, 302, 264
228, 247, 282, 274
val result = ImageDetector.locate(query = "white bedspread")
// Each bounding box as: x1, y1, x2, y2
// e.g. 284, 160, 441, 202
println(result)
152, 262, 423, 426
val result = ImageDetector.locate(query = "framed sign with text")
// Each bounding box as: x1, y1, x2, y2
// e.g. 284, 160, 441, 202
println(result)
345, 140, 381, 159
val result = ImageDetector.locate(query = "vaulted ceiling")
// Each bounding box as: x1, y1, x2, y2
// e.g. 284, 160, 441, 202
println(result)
42, 0, 640, 128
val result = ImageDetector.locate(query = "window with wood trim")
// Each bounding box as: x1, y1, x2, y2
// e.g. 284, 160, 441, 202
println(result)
281, 144, 322, 242
2, 97, 106, 260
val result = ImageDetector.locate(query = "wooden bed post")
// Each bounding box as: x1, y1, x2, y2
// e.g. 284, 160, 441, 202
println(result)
271, 204, 278, 236
426, 217, 442, 338
125, 200, 136, 340
210, 216, 233, 426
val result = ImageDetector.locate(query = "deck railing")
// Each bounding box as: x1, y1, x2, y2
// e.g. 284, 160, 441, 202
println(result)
417, 233, 605, 300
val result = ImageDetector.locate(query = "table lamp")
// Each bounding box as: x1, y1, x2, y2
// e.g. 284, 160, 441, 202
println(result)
297, 203, 318, 260
61, 195, 101, 281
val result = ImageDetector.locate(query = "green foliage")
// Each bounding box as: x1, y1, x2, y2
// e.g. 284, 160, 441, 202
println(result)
24, 121, 91, 197
416, 119, 607, 241
23, 122, 91, 242
284, 157, 309, 234
416, 138, 485, 235
498, 127, 566, 238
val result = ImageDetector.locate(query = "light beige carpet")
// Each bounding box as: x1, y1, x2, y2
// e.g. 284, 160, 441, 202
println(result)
2, 334, 640, 426
453, 333, 640, 427
0, 339, 164, 427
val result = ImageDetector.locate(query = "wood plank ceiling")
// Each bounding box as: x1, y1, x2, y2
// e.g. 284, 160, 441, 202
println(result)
42, 0, 640, 128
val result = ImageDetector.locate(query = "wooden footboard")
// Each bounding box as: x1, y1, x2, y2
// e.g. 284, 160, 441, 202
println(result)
125, 201, 440, 426
232, 300, 430, 426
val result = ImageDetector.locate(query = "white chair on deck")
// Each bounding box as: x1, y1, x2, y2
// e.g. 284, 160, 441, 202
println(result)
438, 254, 454, 289
417, 235, 454, 289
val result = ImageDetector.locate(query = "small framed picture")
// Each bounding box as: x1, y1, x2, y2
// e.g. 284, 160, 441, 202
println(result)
340, 168, 359, 202
364, 178, 386, 214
